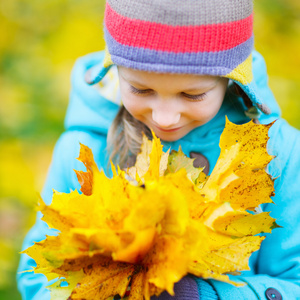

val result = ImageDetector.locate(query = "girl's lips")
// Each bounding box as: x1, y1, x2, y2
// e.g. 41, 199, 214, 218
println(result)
156, 126, 182, 132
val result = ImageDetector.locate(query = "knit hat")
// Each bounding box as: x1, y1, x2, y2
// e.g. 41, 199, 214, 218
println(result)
87, 0, 270, 115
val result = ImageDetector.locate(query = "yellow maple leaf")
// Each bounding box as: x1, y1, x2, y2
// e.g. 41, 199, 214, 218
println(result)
23, 119, 278, 300
166, 146, 205, 183
128, 133, 169, 182
201, 118, 274, 209
74, 143, 99, 196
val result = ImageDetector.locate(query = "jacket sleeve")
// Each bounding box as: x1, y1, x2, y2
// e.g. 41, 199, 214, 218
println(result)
17, 130, 108, 300
208, 121, 300, 299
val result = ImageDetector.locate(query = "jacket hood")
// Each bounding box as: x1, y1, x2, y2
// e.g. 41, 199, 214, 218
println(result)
65, 51, 120, 135
65, 51, 281, 138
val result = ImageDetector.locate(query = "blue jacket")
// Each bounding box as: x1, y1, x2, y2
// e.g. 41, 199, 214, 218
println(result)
17, 51, 300, 299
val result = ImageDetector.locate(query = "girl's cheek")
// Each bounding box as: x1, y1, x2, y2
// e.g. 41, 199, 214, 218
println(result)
188, 104, 208, 119
123, 95, 146, 115
188, 102, 219, 122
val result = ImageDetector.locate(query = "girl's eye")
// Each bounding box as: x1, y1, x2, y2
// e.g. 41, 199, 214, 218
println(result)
182, 92, 207, 102
130, 86, 153, 95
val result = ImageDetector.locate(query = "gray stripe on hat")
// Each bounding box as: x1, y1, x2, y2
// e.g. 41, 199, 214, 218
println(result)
107, 0, 253, 26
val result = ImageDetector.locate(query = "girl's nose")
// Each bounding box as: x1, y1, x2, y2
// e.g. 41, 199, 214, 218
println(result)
152, 106, 181, 128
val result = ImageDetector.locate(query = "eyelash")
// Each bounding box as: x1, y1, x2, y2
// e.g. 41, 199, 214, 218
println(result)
182, 92, 207, 102
130, 86, 153, 95
129, 86, 207, 102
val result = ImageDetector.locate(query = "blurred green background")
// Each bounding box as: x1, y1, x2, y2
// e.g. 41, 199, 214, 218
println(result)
0, 0, 299, 299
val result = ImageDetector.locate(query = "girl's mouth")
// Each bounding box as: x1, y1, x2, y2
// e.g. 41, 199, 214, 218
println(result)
156, 126, 182, 132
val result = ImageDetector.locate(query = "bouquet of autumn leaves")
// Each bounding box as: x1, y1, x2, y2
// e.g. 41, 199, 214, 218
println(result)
24, 119, 278, 300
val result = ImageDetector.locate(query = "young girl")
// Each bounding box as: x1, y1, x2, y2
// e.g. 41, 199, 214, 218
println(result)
18, 1, 300, 299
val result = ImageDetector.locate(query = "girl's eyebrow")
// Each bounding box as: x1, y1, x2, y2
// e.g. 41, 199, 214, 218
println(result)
127, 79, 219, 90
183, 87, 212, 93
128, 80, 149, 88
121, 71, 221, 90
119, 73, 149, 88
183, 79, 220, 92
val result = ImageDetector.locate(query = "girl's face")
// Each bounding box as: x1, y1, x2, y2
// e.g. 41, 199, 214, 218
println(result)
118, 67, 228, 142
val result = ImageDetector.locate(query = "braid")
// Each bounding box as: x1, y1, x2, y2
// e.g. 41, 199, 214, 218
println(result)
107, 106, 151, 168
